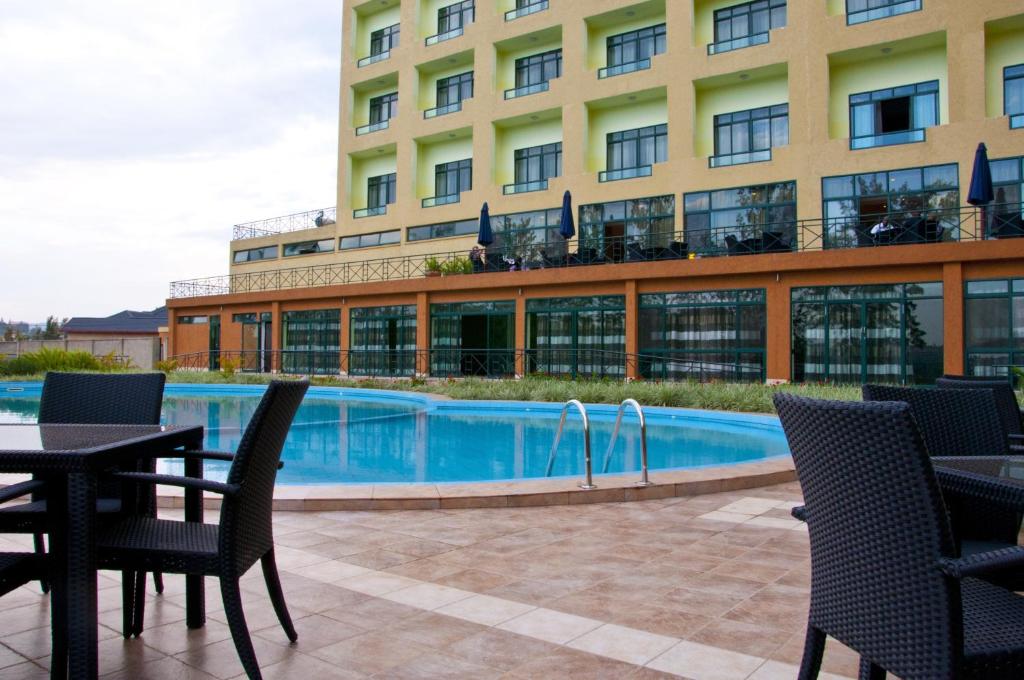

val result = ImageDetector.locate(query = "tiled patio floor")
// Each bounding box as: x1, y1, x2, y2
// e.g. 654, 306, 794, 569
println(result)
0, 483, 860, 679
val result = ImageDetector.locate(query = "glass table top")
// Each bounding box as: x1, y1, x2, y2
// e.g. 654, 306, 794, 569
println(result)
0, 424, 169, 452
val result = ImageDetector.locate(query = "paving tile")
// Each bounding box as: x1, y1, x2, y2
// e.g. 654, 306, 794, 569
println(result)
435, 593, 536, 626
288, 560, 373, 584
497, 608, 603, 645
508, 646, 649, 680
334, 572, 419, 596
382, 582, 475, 610
646, 640, 764, 680
0, 662, 48, 680
101, 655, 220, 680
567, 623, 678, 666
372, 651, 498, 679
311, 630, 432, 676
254, 614, 365, 653
446, 629, 563, 671
174, 635, 291, 679
748, 660, 849, 680
389, 612, 489, 648
239, 651, 367, 680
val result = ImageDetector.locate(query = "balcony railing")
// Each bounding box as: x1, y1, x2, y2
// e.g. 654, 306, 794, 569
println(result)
598, 58, 651, 80
425, 26, 464, 46
707, 31, 769, 55
709, 149, 772, 168
850, 128, 926, 150
173, 205, 1019, 299
232, 207, 336, 241
599, 165, 652, 182
355, 119, 389, 136
1011, 114, 1024, 130
357, 50, 391, 68
424, 101, 462, 119
505, 0, 548, 21
421, 193, 461, 208
504, 81, 549, 100
353, 206, 387, 219
503, 179, 549, 195
847, 0, 921, 25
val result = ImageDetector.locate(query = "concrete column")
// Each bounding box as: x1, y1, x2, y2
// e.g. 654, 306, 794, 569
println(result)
416, 291, 430, 376
943, 262, 965, 376
167, 313, 177, 359
766, 278, 791, 383
624, 280, 638, 379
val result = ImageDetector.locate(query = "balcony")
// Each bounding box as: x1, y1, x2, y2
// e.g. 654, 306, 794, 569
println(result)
422, 193, 461, 208
353, 206, 387, 219
709, 149, 772, 169
598, 58, 651, 80
424, 101, 462, 119
707, 31, 769, 56
425, 26, 463, 46
505, 0, 548, 21
850, 128, 926, 150
504, 81, 549, 100
503, 179, 549, 195
355, 120, 390, 136
599, 165, 652, 183
847, 0, 921, 25
357, 51, 391, 68
1012, 114, 1024, 130
231, 207, 336, 241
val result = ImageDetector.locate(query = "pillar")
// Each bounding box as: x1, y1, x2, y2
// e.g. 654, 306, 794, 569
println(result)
625, 280, 639, 379
515, 295, 527, 378
416, 291, 429, 377
270, 301, 281, 373
943, 262, 965, 376
765, 277, 791, 383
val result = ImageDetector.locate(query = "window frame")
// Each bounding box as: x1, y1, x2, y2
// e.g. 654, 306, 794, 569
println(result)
606, 23, 666, 69
369, 23, 400, 56
368, 92, 398, 125
232, 245, 278, 264
712, 104, 789, 167
435, 71, 474, 108
848, 80, 939, 149
366, 173, 397, 209
713, 0, 787, 45
514, 49, 562, 89
606, 124, 668, 173
433, 158, 473, 199
437, 1, 474, 34
513, 142, 562, 186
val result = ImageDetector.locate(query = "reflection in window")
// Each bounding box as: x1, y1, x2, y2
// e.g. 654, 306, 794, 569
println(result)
527, 296, 626, 378
369, 24, 400, 57
846, 0, 922, 25
233, 246, 277, 264
606, 24, 666, 69
283, 239, 335, 257
367, 173, 397, 210
711, 0, 786, 54
349, 305, 417, 377
684, 182, 796, 255
339, 230, 400, 250
965, 278, 1024, 376
282, 310, 340, 375
407, 218, 478, 242
1006, 65, 1024, 129
991, 156, 1024, 238
368, 92, 398, 125
711, 104, 788, 167
849, 81, 938, 149
578, 195, 676, 259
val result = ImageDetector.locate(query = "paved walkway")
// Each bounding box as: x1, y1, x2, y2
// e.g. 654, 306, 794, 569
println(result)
0, 483, 860, 679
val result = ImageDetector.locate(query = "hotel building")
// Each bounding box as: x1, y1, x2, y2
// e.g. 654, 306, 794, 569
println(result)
168, 0, 1024, 384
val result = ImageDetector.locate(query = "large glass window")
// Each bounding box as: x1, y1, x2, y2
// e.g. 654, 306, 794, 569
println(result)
527, 297, 625, 378
438, 1, 474, 33
821, 162, 959, 248
282, 309, 341, 375
965, 279, 1024, 376
1006, 65, 1024, 129
339, 230, 400, 250
515, 49, 562, 89
639, 290, 766, 382
436, 71, 474, 108
232, 245, 277, 264
579, 195, 676, 262
514, 143, 561, 187
368, 92, 398, 125
488, 208, 563, 265
369, 24, 400, 56
846, 0, 922, 25
606, 24, 666, 69
849, 80, 938, 149
684, 182, 796, 255
991, 155, 1024, 239
407, 218, 478, 242
367, 173, 396, 210
711, 0, 786, 54
349, 305, 416, 376
283, 238, 334, 257
791, 283, 943, 384
712, 104, 788, 167
434, 159, 472, 200
606, 124, 668, 173
430, 301, 515, 377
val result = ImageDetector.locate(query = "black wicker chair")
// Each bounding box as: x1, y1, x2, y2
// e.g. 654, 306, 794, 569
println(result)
774, 394, 1024, 680
937, 375, 1024, 451
97, 380, 308, 680
0, 372, 167, 603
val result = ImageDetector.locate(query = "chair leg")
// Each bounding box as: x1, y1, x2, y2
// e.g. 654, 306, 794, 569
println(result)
153, 571, 164, 594
261, 549, 297, 642
33, 533, 49, 594
797, 624, 826, 680
120, 571, 136, 639
221, 576, 262, 680
858, 658, 885, 680
133, 571, 147, 637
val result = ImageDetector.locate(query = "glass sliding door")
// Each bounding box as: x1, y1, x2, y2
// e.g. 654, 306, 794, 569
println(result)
527, 296, 626, 378
864, 302, 903, 383
826, 304, 862, 384
430, 301, 515, 377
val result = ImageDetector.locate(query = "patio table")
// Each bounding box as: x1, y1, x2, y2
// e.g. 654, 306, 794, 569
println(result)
0, 423, 204, 680
933, 456, 1024, 510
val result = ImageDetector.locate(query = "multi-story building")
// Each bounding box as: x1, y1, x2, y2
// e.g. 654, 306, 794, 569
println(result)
168, 0, 1024, 384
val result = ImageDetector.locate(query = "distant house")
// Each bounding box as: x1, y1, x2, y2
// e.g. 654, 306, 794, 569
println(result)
62, 307, 168, 340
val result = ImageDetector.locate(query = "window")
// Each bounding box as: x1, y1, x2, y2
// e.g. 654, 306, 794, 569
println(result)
232, 245, 277, 264
367, 173, 396, 209
1006, 65, 1024, 129
177, 316, 209, 325
349, 306, 417, 376
506, 0, 548, 21
711, 0, 786, 54
368, 92, 398, 125
991, 156, 1024, 239
489, 208, 564, 263
792, 283, 943, 384
407, 218, 478, 242
684, 182, 796, 255
849, 80, 938, 149
527, 296, 626, 378
437, 1, 474, 34
434, 159, 472, 199
515, 49, 562, 89
606, 24, 666, 69
430, 300, 515, 378
513, 143, 562, 187
339, 230, 400, 250
822, 163, 959, 248
606, 124, 667, 174
579, 195, 676, 258
965, 279, 1024, 376
282, 309, 340, 375
846, 0, 922, 25
640, 290, 766, 382
283, 238, 335, 257
711, 104, 788, 167
436, 71, 473, 108
369, 24, 400, 56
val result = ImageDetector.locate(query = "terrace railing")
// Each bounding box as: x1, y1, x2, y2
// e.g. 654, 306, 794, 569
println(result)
173, 204, 1023, 299
232, 207, 336, 241
505, 0, 548, 21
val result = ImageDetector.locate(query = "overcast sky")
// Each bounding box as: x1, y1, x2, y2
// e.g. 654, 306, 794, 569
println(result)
0, 0, 341, 322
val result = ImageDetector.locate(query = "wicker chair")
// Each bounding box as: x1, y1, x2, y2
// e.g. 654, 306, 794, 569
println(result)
96, 380, 308, 680
937, 375, 1024, 451
774, 394, 1024, 680
0, 372, 167, 605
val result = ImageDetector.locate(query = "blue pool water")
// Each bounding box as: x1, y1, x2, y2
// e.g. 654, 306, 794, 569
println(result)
0, 383, 789, 485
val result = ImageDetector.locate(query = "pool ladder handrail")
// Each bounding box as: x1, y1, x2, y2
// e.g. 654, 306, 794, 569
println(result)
546, 399, 597, 490
601, 399, 653, 487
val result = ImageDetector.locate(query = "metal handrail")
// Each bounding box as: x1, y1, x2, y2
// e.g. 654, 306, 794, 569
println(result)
601, 399, 652, 487
545, 400, 596, 490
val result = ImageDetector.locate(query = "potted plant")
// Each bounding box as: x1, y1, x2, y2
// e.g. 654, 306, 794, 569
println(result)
441, 257, 473, 276
424, 257, 442, 277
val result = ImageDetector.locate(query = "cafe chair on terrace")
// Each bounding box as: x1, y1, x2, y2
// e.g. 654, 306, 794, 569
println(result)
96, 380, 308, 680
775, 394, 1024, 680
0, 372, 167, 603
937, 375, 1024, 451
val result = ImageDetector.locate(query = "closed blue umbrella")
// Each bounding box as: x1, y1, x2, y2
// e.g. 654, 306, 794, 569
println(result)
559, 190, 575, 239
477, 202, 493, 246
968, 142, 994, 206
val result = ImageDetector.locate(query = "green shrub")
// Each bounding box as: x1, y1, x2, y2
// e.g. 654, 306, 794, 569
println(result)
155, 359, 179, 373
96, 351, 135, 371
0, 348, 102, 376
441, 257, 473, 275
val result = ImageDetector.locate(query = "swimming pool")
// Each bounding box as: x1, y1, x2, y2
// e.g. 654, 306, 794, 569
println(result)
0, 383, 789, 485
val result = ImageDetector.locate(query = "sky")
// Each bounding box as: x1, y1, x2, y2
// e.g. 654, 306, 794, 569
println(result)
0, 0, 342, 322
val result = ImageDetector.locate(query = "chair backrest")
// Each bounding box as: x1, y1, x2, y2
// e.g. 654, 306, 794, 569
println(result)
773, 394, 962, 677
936, 375, 1022, 437
862, 384, 1008, 457
38, 372, 166, 425
219, 380, 308, 574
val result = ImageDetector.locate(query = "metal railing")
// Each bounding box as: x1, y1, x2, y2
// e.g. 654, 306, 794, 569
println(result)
353, 206, 387, 219
602, 399, 651, 487
423, 101, 463, 119
546, 400, 596, 489
850, 128, 926, 150
357, 50, 391, 68
504, 81, 550, 99
707, 31, 769, 55
599, 165, 653, 183
502, 179, 549, 195
847, 0, 921, 25
709, 149, 772, 169
598, 58, 651, 80
505, 0, 548, 21
425, 26, 464, 46
421, 193, 461, 208
355, 120, 390, 136
232, 207, 336, 241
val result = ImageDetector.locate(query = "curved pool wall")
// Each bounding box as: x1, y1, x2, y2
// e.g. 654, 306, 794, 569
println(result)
0, 382, 790, 486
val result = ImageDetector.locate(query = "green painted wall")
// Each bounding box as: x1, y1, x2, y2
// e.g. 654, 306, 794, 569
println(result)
494, 118, 563, 185
694, 74, 789, 157
828, 43, 949, 139
354, 5, 401, 59
418, 65, 474, 110
986, 28, 1024, 117
586, 98, 668, 172
496, 41, 562, 92
351, 154, 398, 209
825, 0, 846, 17
352, 84, 399, 127
421, 0, 459, 38
587, 16, 665, 70
416, 136, 474, 197
693, 0, 749, 46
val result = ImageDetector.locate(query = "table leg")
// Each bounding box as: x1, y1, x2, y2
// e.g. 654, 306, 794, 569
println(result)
64, 473, 98, 680
46, 478, 68, 680
184, 455, 205, 629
